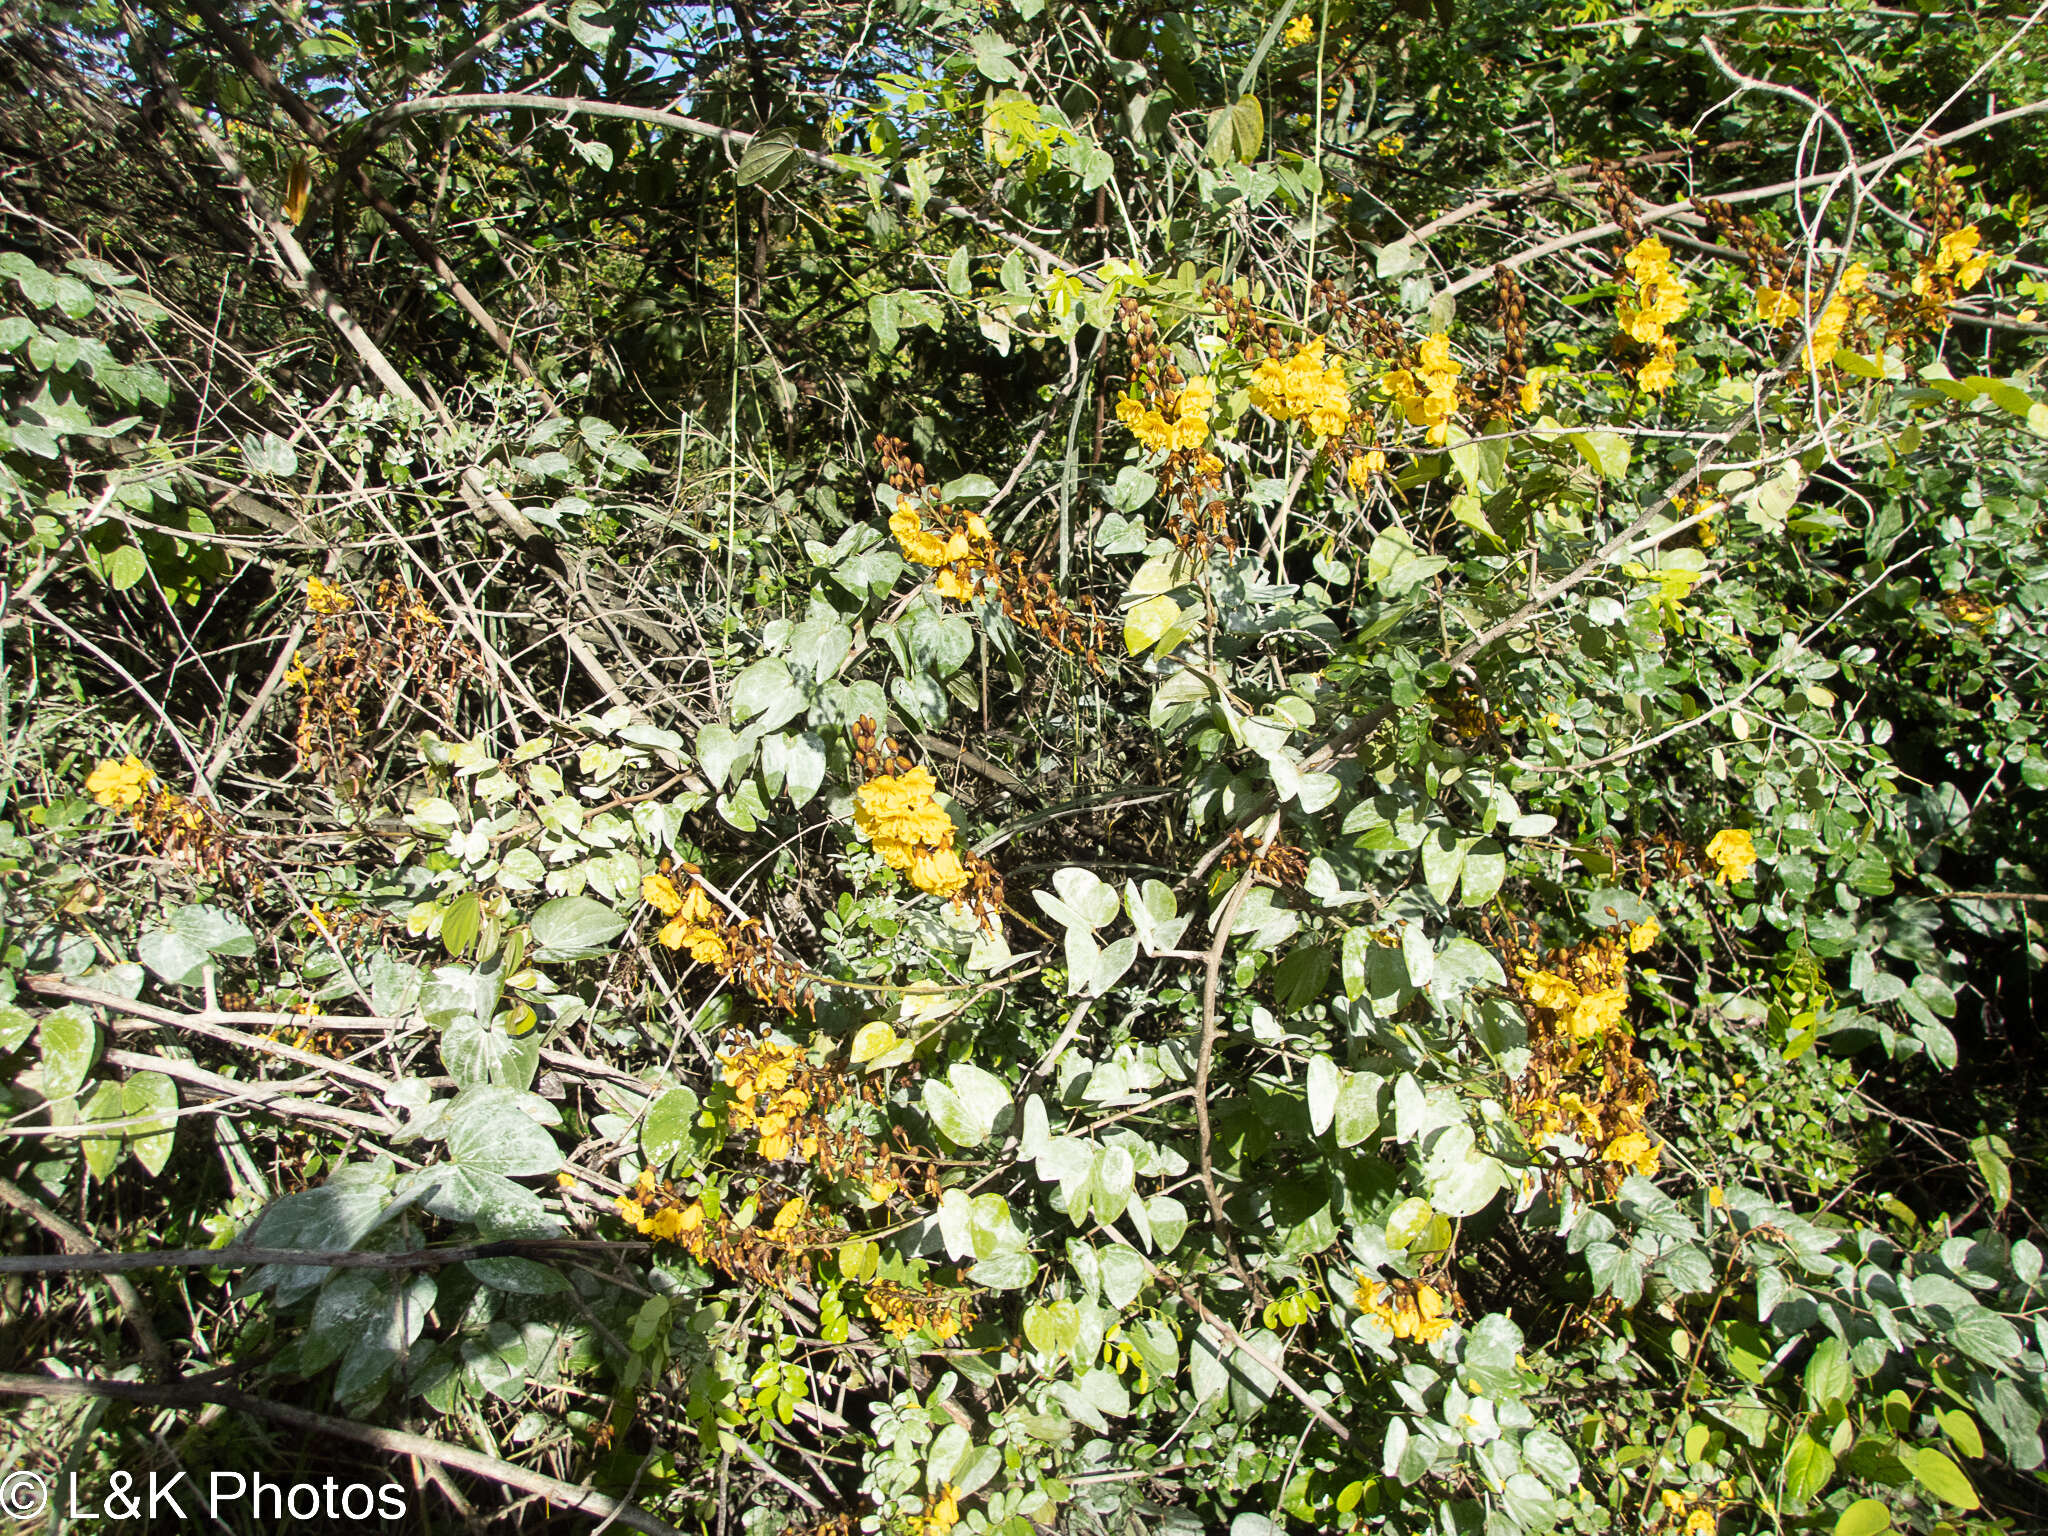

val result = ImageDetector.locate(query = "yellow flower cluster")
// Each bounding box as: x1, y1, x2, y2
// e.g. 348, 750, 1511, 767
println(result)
86, 754, 154, 810
1617, 236, 1689, 393
1250, 337, 1352, 439
853, 766, 969, 897
643, 873, 727, 966
1704, 828, 1756, 885
866, 1278, 978, 1343
1379, 333, 1460, 446
305, 575, 352, 614
889, 500, 993, 603
1284, 12, 1314, 44
1346, 447, 1387, 491
1660, 1487, 1722, 1535
1758, 262, 1871, 369
616, 1166, 709, 1246
1916, 225, 1991, 295
1354, 1277, 1452, 1344
912, 1486, 961, 1536
721, 1041, 816, 1162
1513, 923, 1662, 1183
1116, 373, 1216, 454
1516, 917, 1653, 1045
890, 502, 980, 569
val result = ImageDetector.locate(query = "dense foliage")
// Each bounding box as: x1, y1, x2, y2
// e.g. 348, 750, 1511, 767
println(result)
2, 1, 2046, 1534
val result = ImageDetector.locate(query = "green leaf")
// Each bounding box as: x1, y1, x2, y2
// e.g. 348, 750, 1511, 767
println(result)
1306, 1053, 1340, 1137
441, 892, 482, 958
641, 1087, 701, 1172
528, 896, 629, 955
105, 544, 147, 592
38, 1004, 97, 1102
1804, 1334, 1851, 1410
1911, 1448, 1978, 1509
122, 1071, 178, 1176
444, 1087, 562, 1176
694, 722, 756, 789
731, 657, 805, 732
171, 903, 257, 957
1420, 1123, 1504, 1217
736, 132, 803, 191
1333, 1071, 1380, 1147
1458, 839, 1506, 906
1781, 1433, 1835, 1510
1938, 1409, 1984, 1459
137, 927, 210, 987
869, 291, 901, 351
1834, 1499, 1892, 1536
1229, 94, 1264, 162
924, 1079, 990, 1147
80, 1080, 125, 1179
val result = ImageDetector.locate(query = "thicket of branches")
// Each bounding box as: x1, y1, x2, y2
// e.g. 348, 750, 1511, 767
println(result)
2, 1, 2046, 1534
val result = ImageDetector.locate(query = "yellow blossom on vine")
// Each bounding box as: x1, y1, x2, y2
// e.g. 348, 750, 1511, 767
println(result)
86, 754, 154, 810
1618, 237, 1689, 342
1251, 337, 1352, 439
1705, 828, 1756, 885
854, 766, 970, 896
1117, 374, 1215, 454
1379, 333, 1460, 445
1800, 262, 1869, 369
889, 503, 964, 568
1284, 12, 1314, 45
1636, 338, 1679, 395
1628, 914, 1661, 952
1918, 225, 1990, 293
1346, 448, 1387, 491
1354, 1277, 1451, 1343
305, 575, 351, 614
642, 873, 684, 915
770, 1197, 807, 1236
1603, 1131, 1660, 1177
917, 1485, 961, 1536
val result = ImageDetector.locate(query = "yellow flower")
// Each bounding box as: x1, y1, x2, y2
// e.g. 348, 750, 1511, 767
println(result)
306, 575, 351, 614
1636, 337, 1679, 395
1704, 828, 1756, 886
890, 504, 953, 567
1604, 1132, 1659, 1177
642, 873, 684, 916
86, 754, 154, 810
855, 767, 956, 849
934, 567, 975, 602
907, 843, 970, 898
1177, 374, 1217, 419
1520, 968, 1580, 1013
1380, 334, 1460, 445
615, 1196, 646, 1227
648, 1205, 685, 1241
1755, 285, 1802, 325
1252, 338, 1353, 440
1685, 1511, 1716, 1536
1662, 1490, 1689, 1514
1564, 986, 1627, 1040
770, 1197, 806, 1236
1284, 13, 1314, 45
1628, 915, 1661, 953
681, 926, 728, 967
922, 1486, 961, 1536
